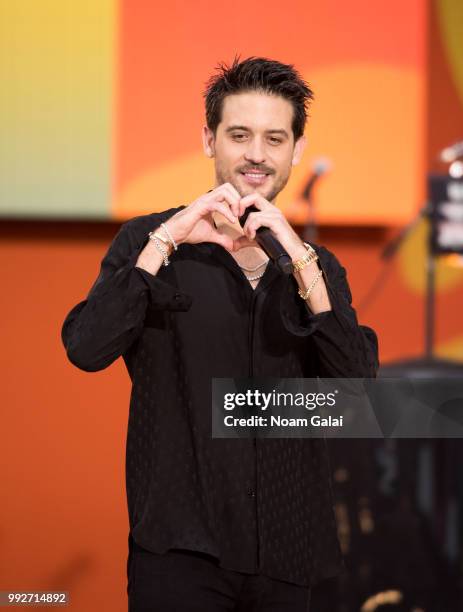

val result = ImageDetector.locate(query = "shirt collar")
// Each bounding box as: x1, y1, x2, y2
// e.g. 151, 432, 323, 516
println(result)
203, 241, 282, 296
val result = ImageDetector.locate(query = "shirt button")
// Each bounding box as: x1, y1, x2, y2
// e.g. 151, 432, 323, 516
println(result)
247, 489, 256, 498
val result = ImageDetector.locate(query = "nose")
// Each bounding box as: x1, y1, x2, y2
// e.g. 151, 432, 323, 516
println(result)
244, 137, 266, 165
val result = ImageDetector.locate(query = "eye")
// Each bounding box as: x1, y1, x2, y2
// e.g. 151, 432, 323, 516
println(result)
269, 137, 282, 144
232, 133, 247, 141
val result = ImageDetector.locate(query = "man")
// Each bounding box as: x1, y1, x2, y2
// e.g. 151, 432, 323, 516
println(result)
61, 56, 378, 611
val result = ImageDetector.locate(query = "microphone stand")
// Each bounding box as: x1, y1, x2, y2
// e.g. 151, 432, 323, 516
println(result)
301, 175, 318, 244
379, 198, 463, 378
300, 161, 330, 244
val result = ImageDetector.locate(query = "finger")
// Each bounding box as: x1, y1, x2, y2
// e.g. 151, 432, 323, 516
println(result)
214, 191, 239, 219
222, 182, 242, 215
239, 195, 264, 218
239, 193, 269, 217
222, 181, 241, 199
243, 212, 276, 239
214, 183, 240, 218
209, 201, 237, 224
209, 230, 235, 251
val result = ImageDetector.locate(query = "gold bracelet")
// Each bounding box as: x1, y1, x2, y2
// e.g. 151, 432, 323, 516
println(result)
292, 242, 318, 272
298, 269, 323, 300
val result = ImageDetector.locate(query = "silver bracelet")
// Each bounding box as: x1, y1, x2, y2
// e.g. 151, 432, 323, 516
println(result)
160, 222, 178, 251
148, 232, 170, 266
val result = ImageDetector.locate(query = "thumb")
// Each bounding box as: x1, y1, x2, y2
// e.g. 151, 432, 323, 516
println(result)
210, 230, 235, 251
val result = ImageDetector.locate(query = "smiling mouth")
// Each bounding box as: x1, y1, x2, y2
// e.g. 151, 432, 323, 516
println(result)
239, 171, 271, 185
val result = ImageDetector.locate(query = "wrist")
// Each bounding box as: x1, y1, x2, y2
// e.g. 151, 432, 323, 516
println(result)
151, 225, 175, 255
290, 241, 318, 274
160, 219, 181, 249
286, 238, 307, 261
136, 241, 165, 274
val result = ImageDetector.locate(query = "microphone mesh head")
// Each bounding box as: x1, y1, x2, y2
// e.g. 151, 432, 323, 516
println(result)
313, 157, 332, 175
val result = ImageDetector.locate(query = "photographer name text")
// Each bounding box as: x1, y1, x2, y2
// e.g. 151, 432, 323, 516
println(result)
224, 415, 343, 428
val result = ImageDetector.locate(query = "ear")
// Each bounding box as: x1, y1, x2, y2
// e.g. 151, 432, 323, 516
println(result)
291, 134, 307, 166
202, 125, 215, 158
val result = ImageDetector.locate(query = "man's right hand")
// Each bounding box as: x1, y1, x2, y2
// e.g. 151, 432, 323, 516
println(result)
161, 183, 242, 251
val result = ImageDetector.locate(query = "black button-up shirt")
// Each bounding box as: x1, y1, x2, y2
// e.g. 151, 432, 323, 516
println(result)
61, 205, 379, 588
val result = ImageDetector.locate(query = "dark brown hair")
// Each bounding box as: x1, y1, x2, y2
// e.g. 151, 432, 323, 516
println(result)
203, 55, 314, 142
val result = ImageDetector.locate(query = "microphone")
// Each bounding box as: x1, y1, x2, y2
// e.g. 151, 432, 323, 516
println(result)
301, 157, 332, 200
440, 140, 463, 163
301, 157, 332, 243
238, 205, 294, 275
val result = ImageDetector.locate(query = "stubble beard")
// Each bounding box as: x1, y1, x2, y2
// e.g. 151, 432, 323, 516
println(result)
215, 163, 291, 205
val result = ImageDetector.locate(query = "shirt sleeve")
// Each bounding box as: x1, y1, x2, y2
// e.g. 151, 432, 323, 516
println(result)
279, 245, 379, 378
61, 214, 192, 372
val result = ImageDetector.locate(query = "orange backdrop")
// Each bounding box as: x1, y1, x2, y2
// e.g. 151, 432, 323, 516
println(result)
1, 2, 463, 612
115, 0, 426, 225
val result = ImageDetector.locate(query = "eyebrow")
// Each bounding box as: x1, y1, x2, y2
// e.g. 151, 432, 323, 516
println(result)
225, 125, 289, 138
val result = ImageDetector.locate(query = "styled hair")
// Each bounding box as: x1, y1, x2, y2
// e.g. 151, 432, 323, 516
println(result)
203, 55, 314, 142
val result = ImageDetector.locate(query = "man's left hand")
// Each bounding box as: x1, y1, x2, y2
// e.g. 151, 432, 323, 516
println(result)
232, 193, 307, 260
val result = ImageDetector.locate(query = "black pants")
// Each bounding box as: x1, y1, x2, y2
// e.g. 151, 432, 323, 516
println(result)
127, 536, 311, 611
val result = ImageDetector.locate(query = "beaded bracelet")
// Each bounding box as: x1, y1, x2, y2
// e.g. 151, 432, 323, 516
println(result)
148, 231, 170, 266
160, 222, 178, 251
151, 230, 172, 251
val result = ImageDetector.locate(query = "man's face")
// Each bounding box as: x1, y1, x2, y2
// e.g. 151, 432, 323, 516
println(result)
203, 91, 306, 204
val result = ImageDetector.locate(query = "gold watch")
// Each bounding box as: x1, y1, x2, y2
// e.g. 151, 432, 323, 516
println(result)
292, 242, 318, 272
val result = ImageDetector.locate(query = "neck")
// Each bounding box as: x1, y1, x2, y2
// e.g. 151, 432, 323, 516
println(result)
212, 211, 269, 268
